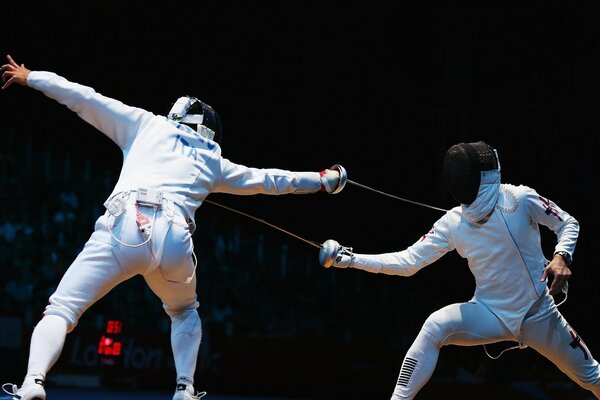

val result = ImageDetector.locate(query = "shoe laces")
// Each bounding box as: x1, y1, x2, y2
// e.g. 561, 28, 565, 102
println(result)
186, 390, 206, 399
2, 383, 18, 396
176, 384, 207, 400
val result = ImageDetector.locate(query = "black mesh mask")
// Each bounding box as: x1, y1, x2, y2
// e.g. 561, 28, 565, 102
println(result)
168, 96, 223, 145
443, 141, 499, 205
187, 99, 223, 145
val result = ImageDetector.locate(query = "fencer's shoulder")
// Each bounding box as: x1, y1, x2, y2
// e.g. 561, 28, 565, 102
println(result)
438, 206, 462, 228
497, 183, 543, 214
446, 205, 462, 216
501, 183, 538, 199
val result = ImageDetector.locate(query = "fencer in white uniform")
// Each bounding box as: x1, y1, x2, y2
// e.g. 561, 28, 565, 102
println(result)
320, 141, 600, 399
0, 55, 346, 400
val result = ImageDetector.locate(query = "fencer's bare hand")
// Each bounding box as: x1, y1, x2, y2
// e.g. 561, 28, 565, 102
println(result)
541, 255, 572, 296
1, 55, 31, 90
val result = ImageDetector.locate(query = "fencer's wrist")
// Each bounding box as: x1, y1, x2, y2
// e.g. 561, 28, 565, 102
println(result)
553, 251, 572, 266
333, 245, 355, 268
319, 169, 339, 193
333, 252, 354, 268
319, 164, 347, 194
318, 169, 327, 192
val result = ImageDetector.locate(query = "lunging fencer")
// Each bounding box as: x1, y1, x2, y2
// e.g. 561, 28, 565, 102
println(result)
320, 141, 600, 399
0, 55, 347, 400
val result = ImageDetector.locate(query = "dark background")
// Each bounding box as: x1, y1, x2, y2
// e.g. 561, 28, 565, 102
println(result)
0, 1, 598, 399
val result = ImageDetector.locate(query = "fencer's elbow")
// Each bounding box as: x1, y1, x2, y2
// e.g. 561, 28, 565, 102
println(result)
572, 216, 580, 231
565, 215, 580, 235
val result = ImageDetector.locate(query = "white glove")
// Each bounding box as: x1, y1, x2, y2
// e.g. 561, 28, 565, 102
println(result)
319, 164, 347, 194
319, 239, 354, 268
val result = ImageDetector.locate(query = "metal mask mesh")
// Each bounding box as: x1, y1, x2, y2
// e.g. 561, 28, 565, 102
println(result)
443, 141, 498, 204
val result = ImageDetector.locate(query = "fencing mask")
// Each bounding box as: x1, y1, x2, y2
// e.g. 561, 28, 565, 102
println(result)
168, 96, 223, 144
443, 141, 499, 205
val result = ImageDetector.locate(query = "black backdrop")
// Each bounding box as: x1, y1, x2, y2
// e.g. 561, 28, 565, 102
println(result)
1, 1, 598, 398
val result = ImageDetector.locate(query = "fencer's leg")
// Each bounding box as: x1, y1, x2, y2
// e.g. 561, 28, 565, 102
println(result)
143, 261, 201, 388
520, 295, 600, 398
24, 315, 69, 383
390, 301, 511, 400
390, 329, 439, 399
143, 216, 204, 388
25, 217, 141, 384
169, 307, 202, 386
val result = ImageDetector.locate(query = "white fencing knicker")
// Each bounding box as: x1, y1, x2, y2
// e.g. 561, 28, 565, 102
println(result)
104, 189, 198, 283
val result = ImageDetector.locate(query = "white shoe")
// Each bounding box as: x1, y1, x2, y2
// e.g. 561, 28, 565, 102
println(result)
2, 378, 46, 400
172, 383, 207, 400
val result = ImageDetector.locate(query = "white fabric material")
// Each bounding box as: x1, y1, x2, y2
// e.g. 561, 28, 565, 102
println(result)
319, 169, 340, 193
347, 183, 579, 336
461, 169, 500, 223
391, 296, 600, 399
171, 309, 202, 386
25, 70, 326, 386
345, 179, 599, 397
390, 331, 437, 400
27, 71, 323, 227
26, 315, 68, 381
350, 255, 382, 273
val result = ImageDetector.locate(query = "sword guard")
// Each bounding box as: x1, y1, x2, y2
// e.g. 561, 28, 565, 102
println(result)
330, 164, 347, 194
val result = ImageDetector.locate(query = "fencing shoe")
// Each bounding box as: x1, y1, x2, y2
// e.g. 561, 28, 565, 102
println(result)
173, 383, 207, 400
2, 378, 46, 400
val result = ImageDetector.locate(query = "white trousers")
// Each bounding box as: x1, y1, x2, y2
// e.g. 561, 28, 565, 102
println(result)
31, 199, 202, 385
391, 294, 600, 399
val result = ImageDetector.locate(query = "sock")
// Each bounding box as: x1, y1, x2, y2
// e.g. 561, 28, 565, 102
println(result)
25, 314, 69, 383
391, 331, 439, 400
171, 309, 202, 386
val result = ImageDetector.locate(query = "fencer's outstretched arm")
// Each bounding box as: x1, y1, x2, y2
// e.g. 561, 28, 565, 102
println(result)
213, 161, 347, 195
320, 239, 446, 276
1, 54, 152, 149
319, 214, 454, 276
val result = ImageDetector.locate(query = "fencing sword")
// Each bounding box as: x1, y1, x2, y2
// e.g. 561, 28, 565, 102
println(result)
346, 179, 448, 213
203, 199, 324, 249
206, 175, 571, 361
203, 176, 447, 249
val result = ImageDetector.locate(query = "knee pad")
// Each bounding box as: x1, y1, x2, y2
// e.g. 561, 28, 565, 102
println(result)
163, 301, 199, 319
421, 308, 456, 347
43, 300, 79, 333
170, 307, 202, 337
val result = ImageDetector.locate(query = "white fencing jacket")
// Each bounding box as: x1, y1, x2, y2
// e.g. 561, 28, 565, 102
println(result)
27, 71, 323, 226
345, 172, 579, 336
